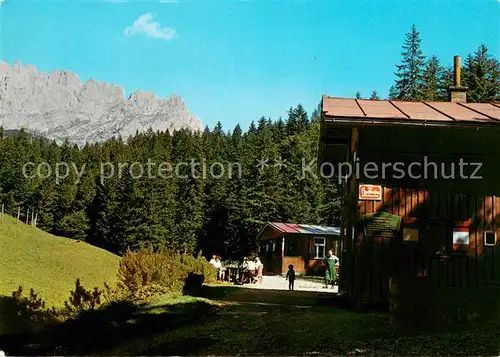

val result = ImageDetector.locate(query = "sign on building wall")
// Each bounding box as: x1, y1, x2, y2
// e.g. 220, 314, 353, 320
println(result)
452, 229, 469, 251
359, 184, 382, 201
362, 212, 402, 238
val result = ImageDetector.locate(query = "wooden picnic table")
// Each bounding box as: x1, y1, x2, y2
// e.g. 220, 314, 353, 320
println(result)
225, 266, 246, 284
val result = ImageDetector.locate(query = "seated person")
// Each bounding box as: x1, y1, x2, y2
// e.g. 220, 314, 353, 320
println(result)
241, 257, 249, 283
209, 255, 224, 280
215, 256, 226, 280
246, 259, 256, 283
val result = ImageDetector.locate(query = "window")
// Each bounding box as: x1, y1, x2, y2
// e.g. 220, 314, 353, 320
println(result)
484, 231, 496, 247
266, 240, 276, 252
314, 237, 326, 259
403, 228, 419, 242
287, 238, 299, 256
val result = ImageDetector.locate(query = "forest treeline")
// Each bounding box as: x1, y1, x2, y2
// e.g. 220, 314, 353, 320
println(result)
0, 25, 498, 259
0, 105, 339, 258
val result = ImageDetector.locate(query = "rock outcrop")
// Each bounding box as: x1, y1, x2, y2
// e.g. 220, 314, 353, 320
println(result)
0, 61, 203, 146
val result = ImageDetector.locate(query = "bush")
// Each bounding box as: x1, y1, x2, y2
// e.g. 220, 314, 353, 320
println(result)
62, 279, 103, 318
11, 286, 60, 329
117, 247, 185, 301
11, 279, 105, 329
180, 250, 217, 284
116, 248, 218, 301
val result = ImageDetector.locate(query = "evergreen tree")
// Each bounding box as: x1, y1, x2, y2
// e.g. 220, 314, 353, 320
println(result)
438, 66, 454, 101
421, 56, 443, 101
293, 104, 309, 132
355, 91, 362, 99
369, 90, 380, 100
394, 24, 426, 100
463, 45, 500, 102
388, 86, 398, 100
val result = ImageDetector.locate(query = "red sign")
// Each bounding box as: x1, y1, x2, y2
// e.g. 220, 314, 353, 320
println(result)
359, 184, 382, 201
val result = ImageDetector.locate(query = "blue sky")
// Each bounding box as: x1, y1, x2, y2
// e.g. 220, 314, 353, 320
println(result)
1, 0, 499, 131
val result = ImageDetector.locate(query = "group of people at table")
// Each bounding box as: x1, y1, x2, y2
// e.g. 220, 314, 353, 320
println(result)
209, 250, 339, 289
209, 255, 264, 284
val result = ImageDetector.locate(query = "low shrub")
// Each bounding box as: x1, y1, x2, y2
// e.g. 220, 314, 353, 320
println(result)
11, 279, 106, 329
116, 248, 218, 301
117, 247, 186, 301
62, 279, 103, 318
11, 286, 60, 329
180, 250, 217, 284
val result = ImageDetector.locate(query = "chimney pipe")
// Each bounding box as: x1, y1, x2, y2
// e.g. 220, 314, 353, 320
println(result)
449, 55, 468, 103
454, 55, 461, 87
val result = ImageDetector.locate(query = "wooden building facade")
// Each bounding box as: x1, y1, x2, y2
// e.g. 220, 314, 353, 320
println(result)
319, 56, 500, 305
257, 222, 341, 276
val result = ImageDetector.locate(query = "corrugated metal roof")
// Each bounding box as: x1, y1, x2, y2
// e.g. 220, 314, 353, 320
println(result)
322, 96, 500, 126
268, 222, 340, 235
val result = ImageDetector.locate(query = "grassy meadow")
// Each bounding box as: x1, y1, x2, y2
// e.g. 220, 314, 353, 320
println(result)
0, 215, 119, 306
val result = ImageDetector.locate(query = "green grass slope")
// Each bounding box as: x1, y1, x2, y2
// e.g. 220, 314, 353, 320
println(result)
0, 215, 120, 307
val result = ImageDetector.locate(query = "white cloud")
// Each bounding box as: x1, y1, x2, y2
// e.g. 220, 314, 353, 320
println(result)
124, 13, 177, 41
0, 0, 4, 6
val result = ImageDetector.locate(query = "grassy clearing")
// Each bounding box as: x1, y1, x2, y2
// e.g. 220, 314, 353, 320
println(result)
1, 285, 500, 355
102, 286, 500, 356
0, 215, 119, 306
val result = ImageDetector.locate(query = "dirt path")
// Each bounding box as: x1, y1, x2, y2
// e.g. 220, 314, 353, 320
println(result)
240, 275, 339, 293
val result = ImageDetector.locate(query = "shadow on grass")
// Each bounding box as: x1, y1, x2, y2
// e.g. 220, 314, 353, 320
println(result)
0, 296, 218, 356
186, 284, 388, 313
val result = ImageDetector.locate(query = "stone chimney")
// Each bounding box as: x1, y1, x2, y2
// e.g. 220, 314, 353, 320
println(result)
449, 55, 468, 103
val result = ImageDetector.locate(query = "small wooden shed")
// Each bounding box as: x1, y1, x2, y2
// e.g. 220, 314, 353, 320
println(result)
257, 222, 341, 276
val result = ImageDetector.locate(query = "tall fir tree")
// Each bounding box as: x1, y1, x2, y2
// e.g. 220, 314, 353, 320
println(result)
463, 45, 500, 102
394, 24, 426, 100
421, 55, 444, 101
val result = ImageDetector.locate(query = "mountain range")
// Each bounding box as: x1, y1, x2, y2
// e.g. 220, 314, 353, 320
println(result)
0, 61, 203, 146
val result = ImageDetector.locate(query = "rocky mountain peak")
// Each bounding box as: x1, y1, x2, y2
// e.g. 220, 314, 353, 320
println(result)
0, 61, 203, 146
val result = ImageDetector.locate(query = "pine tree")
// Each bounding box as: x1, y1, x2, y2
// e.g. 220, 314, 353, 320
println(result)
438, 66, 454, 101
421, 56, 443, 101
355, 91, 362, 99
394, 24, 426, 100
463, 45, 500, 102
388, 86, 398, 100
369, 90, 380, 100
293, 104, 309, 132
285, 107, 298, 135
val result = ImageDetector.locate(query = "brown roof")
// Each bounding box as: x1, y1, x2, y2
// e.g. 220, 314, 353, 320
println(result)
322, 95, 500, 127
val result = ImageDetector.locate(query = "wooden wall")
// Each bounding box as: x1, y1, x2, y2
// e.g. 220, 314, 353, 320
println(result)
357, 187, 500, 257
337, 125, 500, 304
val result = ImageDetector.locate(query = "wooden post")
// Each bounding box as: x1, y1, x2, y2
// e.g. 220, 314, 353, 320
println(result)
26, 209, 29, 225
17, 207, 20, 223
31, 211, 34, 227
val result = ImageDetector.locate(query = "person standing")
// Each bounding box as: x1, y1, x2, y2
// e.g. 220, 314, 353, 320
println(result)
286, 264, 296, 291
255, 257, 264, 284
322, 250, 338, 288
